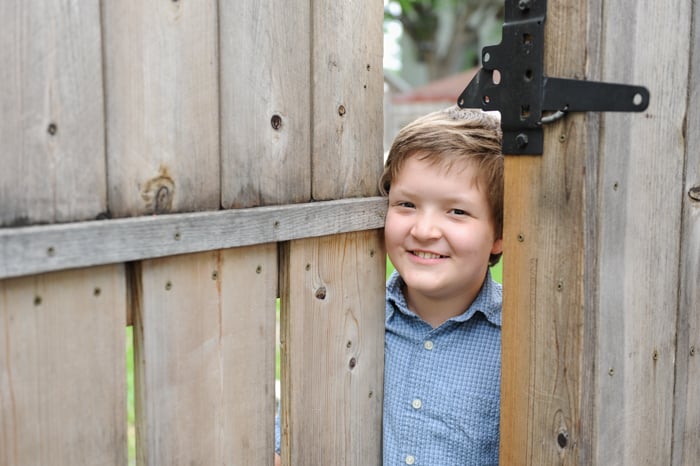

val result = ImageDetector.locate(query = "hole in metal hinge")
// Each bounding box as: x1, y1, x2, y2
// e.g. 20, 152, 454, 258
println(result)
524, 69, 533, 81
633, 93, 643, 106
492, 70, 502, 85
483, 95, 491, 104
523, 33, 533, 45
521, 104, 531, 120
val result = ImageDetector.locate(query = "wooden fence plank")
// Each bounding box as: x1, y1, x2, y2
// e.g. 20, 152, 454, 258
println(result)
134, 246, 277, 465
0, 197, 387, 279
0, 265, 126, 466
672, 2, 700, 463
220, 245, 277, 465
0, 0, 106, 227
103, 0, 219, 217
593, 1, 691, 464
280, 230, 385, 465
311, 0, 384, 200
220, 0, 311, 208
499, 1, 589, 464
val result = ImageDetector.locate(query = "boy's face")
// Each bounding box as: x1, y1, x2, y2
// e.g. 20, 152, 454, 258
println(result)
385, 156, 502, 310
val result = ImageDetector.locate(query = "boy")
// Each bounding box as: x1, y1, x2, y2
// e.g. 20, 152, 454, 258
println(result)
380, 106, 503, 465
275, 106, 502, 465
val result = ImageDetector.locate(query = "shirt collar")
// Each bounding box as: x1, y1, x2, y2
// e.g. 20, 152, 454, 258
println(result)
386, 269, 502, 327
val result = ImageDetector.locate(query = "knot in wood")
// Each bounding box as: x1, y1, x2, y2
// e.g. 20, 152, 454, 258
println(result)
315, 286, 327, 300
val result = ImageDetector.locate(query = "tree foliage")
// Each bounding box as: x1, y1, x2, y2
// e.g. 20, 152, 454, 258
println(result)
385, 0, 504, 82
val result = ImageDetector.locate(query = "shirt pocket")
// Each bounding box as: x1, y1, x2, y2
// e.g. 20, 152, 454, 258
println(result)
443, 389, 500, 453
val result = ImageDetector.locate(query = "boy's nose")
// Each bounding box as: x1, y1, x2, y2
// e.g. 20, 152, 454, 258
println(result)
410, 212, 441, 240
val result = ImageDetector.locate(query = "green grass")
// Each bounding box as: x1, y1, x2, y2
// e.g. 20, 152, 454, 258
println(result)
126, 327, 136, 465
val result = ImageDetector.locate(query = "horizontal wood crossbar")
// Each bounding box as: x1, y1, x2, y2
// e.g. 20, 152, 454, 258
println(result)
0, 197, 388, 279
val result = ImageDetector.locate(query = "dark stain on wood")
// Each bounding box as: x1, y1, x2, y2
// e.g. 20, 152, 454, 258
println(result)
141, 166, 175, 214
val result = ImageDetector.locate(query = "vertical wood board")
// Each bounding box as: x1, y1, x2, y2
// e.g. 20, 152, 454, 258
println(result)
672, 2, 700, 463
311, 0, 384, 200
594, 1, 691, 464
280, 231, 385, 465
220, 0, 311, 208
103, 0, 219, 218
220, 245, 278, 465
0, 265, 126, 466
134, 247, 276, 465
0, 0, 106, 226
500, 1, 589, 464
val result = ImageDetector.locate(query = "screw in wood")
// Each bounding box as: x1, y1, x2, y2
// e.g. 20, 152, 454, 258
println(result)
271, 114, 282, 130
338, 105, 346, 116
47, 123, 57, 135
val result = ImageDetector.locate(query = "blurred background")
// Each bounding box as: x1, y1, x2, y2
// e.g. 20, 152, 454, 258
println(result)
383, 0, 504, 152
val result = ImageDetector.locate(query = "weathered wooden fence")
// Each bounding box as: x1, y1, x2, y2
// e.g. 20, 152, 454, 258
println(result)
501, 0, 699, 465
3, 1, 699, 466
1, 1, 384, 465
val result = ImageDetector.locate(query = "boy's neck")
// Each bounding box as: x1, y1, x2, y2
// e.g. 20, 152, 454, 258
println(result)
403, 279, 484, 329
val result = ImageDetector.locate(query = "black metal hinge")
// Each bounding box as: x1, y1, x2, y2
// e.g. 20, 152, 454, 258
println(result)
457, 0, 650, 155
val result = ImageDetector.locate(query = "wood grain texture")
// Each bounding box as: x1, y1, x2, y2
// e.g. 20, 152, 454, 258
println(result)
0, 197, 387, 279
499, 1, 589, 464
134, 246, 277, 465
311, 0, 384, 200
280, 231, 385, 465
102, 0, 219, 218
593, 1, 691, 464
0, 265, 126, 466
220, 0, 311, 208
672, 1, 700, 463
0, 0, 106, 227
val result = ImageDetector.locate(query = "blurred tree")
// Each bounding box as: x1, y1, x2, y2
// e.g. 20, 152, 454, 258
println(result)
385, 0, 504, 85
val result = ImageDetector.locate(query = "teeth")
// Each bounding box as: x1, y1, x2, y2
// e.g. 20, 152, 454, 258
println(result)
413, 251, 443, 259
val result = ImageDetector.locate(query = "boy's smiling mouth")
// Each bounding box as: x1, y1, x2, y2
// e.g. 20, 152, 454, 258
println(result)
411, 250, 447, 259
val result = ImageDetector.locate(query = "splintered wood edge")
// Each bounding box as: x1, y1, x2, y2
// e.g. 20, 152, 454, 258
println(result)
0, 197, 388, 279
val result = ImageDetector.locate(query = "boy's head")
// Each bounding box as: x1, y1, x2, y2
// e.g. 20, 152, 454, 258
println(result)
380, 106, 504, 266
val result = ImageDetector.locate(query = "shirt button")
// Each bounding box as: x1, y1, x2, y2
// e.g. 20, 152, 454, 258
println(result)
423, 340, 434, 350
411, 399, 422, 409
405, 455, 416, 465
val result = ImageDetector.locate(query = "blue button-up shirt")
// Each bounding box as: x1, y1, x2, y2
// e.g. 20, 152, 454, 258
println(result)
383, 270, 502, 466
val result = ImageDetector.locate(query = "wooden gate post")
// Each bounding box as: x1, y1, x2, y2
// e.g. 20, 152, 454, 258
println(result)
500, 0, 694, 464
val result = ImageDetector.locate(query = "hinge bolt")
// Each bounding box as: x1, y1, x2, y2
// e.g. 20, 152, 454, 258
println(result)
519, 0, 532, 11
516, 133, 529, 148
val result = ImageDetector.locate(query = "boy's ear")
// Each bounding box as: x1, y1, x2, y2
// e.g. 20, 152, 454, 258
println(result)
491, 238, 503, 255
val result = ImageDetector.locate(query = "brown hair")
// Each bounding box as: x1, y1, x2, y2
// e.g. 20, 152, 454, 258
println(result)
380, 106, 504, 266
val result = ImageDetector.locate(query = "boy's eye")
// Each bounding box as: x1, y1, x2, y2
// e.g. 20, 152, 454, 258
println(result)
451, 208, 468, 216
397, 201, 415, 208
